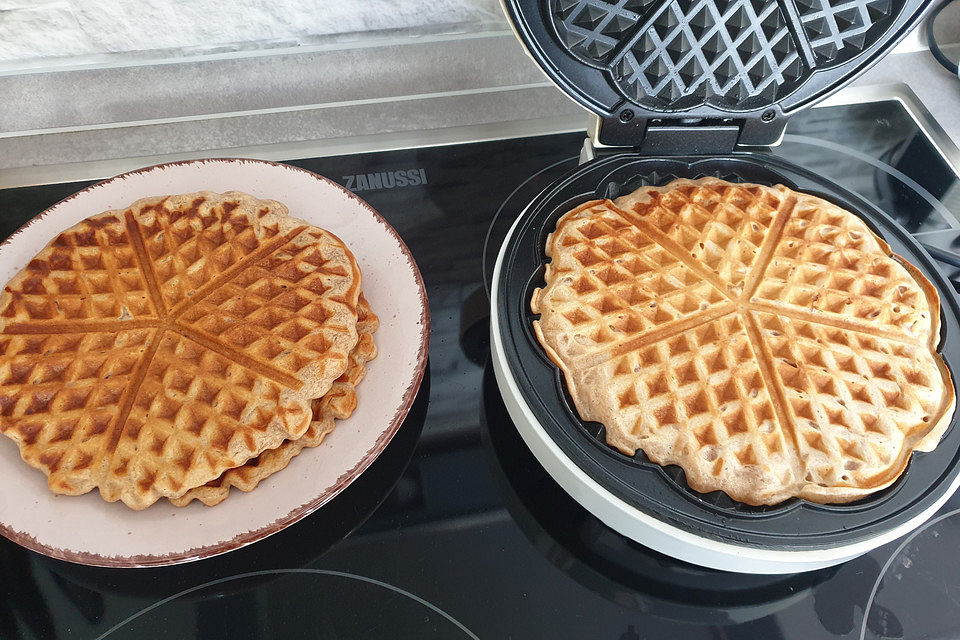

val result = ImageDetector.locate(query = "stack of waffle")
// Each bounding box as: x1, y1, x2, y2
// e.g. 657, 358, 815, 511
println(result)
0, 191, 377, 509
532, 178, 954, 506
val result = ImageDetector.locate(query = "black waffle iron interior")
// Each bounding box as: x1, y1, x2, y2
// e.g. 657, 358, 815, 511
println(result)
511, 0, 929, 146
492, 0, 960, 568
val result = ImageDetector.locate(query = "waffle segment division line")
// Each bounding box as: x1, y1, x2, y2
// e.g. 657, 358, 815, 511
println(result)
608, 2, 670, 68
168, 225, 307, 319
171, 323, 304, 390
575, 303, 737, 370
741, 195, 797, 301
775, 0, 818, 67
2, 319, 157, 334
746, 299, 924, 346
103, 328, 163, 456
124, 212, 168, 319
742, 311, 802, 467
607, 202, 735, 301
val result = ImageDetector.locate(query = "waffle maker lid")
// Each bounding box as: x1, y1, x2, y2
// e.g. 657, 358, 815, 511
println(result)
501, 0, 931, 149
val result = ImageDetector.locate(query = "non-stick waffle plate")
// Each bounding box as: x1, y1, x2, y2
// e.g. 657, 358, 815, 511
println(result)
503, 0, 930, 120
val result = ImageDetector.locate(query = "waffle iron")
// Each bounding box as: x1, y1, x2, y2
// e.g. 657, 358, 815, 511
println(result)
489, 0, 960, 573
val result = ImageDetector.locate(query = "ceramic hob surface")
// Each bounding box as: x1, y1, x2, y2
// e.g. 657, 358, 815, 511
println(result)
1, 100, 959, 639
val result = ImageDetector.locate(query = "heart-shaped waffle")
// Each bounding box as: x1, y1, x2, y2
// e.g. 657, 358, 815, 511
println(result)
0, 191, 361, 509
171, 293, 378, 507
532, 178, 954, 505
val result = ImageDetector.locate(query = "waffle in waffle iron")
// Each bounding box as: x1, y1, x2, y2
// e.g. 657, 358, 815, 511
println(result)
532, 178, 955, 505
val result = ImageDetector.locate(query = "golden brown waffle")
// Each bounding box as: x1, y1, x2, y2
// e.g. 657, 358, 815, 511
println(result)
0, 192, 362, 509
171, 294, 378, 507
532, 178, 954, 505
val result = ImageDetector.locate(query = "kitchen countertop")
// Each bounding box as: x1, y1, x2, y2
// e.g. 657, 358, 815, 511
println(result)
0, 16, 957, 187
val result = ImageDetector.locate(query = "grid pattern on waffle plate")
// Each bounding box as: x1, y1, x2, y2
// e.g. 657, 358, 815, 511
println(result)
793, 0, 904, 64
552, 0, 659, 63
548, 0, 903, 110
532, 180, 949, 507
614, 0, 803, 109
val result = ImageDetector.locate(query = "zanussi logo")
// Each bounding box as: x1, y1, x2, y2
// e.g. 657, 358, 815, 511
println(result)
342, 168, 427, 192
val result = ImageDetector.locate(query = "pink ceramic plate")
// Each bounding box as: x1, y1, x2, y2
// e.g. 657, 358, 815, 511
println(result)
0, 159, 429, 567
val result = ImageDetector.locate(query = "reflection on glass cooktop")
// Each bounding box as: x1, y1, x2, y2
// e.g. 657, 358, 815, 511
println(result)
0, 100, 959, 640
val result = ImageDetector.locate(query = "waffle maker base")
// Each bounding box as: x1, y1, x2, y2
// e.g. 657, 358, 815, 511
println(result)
490, 152, 960, 574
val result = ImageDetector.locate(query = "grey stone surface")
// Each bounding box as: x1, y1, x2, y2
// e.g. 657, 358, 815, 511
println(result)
0, 32, 544, 133
0, 83, 582, 169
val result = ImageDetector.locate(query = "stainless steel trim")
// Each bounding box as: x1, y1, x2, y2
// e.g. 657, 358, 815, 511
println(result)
1, 82, 556, 140
0, 115, 588, 189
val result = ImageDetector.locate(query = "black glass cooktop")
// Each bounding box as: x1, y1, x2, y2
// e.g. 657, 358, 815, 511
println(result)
1, 100, 960, 640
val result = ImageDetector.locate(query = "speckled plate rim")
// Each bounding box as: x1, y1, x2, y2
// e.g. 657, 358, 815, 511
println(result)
0, 158, 430, 567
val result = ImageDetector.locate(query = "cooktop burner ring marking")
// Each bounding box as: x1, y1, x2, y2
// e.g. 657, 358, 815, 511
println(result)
92, 568, 480, 640
783, 134, 959, 229
859, 505, 960, 640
